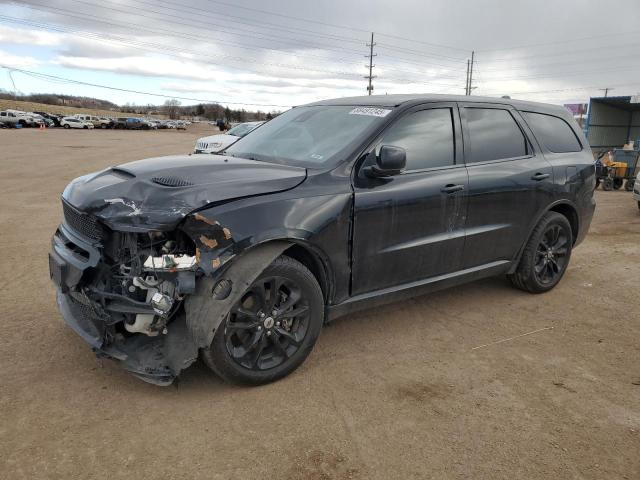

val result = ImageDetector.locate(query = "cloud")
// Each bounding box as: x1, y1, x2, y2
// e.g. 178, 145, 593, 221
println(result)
3, 0, 640, 107
0, 49, 41, 68
0, 24, 62, 46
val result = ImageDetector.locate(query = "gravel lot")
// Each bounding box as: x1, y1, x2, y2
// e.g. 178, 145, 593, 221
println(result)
1, 126, 639, 480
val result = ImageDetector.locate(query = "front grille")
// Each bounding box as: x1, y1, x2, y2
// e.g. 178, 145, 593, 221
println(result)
62, 200, 104, 242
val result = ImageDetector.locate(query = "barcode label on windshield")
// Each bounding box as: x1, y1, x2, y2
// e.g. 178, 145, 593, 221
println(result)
349, 107, 391, 117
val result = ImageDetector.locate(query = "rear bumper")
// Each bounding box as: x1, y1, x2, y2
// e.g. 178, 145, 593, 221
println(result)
575, 195, 596, 246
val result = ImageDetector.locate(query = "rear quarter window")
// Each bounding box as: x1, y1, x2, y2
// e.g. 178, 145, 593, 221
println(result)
522, 111, 582, 153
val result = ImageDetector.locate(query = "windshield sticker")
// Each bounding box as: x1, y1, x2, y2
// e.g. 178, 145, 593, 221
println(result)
349, 107, 392, 118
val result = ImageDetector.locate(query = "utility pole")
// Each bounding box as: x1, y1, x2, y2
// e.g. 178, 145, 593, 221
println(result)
468, 50, 475, 96
599, 87, 612, 97
465, 59, 470, 95
365, 32, 376, 95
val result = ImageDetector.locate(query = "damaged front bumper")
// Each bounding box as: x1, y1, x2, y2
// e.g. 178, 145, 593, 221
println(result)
49, 221, 198, 386
56, 291, 197, 385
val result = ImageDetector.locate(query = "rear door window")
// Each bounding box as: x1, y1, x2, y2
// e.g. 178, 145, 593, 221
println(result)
522, 111, 582, 153
465, 107, 529, 163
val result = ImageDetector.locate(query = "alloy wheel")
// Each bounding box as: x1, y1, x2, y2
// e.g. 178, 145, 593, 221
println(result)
224, 275, 310, 371
534, 224, 569, 285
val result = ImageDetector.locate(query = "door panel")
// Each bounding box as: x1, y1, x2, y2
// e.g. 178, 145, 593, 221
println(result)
352, 168, 468, 294
351, 104, 467, 295
460, 104, 555, 268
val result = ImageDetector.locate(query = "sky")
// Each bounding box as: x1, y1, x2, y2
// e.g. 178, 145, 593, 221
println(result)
1, 0, 640, 111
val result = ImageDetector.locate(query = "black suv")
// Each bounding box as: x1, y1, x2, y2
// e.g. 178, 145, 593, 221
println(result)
49, 95, 595, 386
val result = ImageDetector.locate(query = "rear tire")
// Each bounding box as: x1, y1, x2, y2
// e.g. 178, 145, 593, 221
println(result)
625, 179, 635, 192
602, 178, 613, 191
202, 255, 324, 385
508, 212, 573, 294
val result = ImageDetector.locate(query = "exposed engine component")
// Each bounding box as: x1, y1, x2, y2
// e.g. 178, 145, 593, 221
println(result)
77, 232, 197, 337
143, 254, 197, 271
151, 292, 174, 316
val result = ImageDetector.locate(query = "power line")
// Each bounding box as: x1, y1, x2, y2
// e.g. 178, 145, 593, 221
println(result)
60, 0, 368, 58
477, 41, 640, 64
15, 2, 366, 65
0, 65, 293, 108
200, 0, 470, 53
478, 51, 640, 73
18, 0, 469, 72
1, 13, 467, 87
376, 44, 468, 63
146, 0, 365, 46
477, 29, 640, 53
475, 64, 640, 83
0, 15, 364, 79
479, 81, 640, 96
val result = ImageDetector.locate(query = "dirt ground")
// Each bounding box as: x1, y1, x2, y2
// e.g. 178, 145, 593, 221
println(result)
1, 126, 639, 480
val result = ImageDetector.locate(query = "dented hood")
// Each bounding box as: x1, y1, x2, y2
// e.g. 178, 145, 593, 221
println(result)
62, 154, 307, 231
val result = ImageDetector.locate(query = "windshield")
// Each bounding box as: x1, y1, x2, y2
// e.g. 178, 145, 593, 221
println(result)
227, 122, 260, 138
225, 105, 392, 168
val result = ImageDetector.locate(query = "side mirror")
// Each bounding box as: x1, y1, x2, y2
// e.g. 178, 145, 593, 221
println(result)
365, 145, 406, 178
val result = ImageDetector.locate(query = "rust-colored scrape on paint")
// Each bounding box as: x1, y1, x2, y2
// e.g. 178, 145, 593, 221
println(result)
212, 258, 221, 268
194, 213, 218, 226
222, 227, 232, 240
199, 235, 218, 249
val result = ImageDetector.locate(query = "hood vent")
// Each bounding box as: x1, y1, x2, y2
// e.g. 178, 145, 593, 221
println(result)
151, 176, 194, 187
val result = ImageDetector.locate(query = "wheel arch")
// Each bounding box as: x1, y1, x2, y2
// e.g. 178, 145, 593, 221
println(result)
282, 241, 332, 305
547, 202, 579, 245
509, 199, 580, 274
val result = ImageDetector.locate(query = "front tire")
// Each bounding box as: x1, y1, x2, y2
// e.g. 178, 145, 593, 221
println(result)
63, 124, 70, 129
509, 212, 573, 293
202, 255, 324, 385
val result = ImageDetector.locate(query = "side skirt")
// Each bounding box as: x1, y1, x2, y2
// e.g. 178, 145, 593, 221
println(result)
327, 260, 512, 321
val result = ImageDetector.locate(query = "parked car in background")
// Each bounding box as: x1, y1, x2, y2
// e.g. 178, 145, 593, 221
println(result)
61, 117, 94, 129
114, 117, 154, 130
74, 114, 113, 129
33, 111, 63, 127
29, 113, 53, 127
98, 117, 115, 129
194, 121, 264, 153
49, 94, 596, 387
7, 110, 38, 127
0, 110, 22, 127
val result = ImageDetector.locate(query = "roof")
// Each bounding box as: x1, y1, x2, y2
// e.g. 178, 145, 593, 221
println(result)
307, 93, 566, 114
589, 95, 640, 112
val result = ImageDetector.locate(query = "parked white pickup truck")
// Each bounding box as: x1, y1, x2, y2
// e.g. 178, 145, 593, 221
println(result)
0, 110, 21, 127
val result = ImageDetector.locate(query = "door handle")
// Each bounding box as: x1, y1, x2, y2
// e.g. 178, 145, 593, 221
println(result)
441, 184, 465, 194
531, 172, 550, 181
